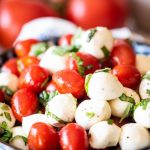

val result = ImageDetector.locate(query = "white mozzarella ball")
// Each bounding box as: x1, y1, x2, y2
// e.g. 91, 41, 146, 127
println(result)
119, 123, 150, 150
45, 94, 77, 127
0, 103, 16, 128
39, 46, 68, 74
89, 121, 121, 149
139, 71, 150, 99
75, 100, 111, 130
11, 126, 26, 138
0, 72, 18, 91
22, 114, 50, 137
110, 87, 140, 118
80, 27, 114, 59
134, 100, 150, 128
86, 71, 124, 101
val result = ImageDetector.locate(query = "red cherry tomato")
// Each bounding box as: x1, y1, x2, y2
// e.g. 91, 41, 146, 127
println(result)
1, 58, 19, 76
28, 122, 60, 150
14, 39, 39, 58
46, 81, 57, 92
59, 123, 89, 150
0, 0, 58, 48
112, 65, 141, 89
66, 52, 101, 75
19, 65, 49, 94
0, 90, 4, 102
17, 56, 39, 73
66, 0, 128, 29
52, 70, 85, 99
110, 39, 136, 67
11, 89, 38, 122
58, 34, 73, 46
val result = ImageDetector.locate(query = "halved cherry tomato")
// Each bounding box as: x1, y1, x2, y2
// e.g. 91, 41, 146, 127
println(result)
66, 52, 101, 75
14, 39, 39, 58
1, 58, 19, 76
17, 56, 39, 73
46, 81, 57, 92
52, 70, 85, 98
58, 34, 73, 46
110, 39, 136, 67
19, 65, 49, 94
11, 89, 38, 122
112, 65, 141, 89
59, 123, 89, 150
28, 122, 60, 150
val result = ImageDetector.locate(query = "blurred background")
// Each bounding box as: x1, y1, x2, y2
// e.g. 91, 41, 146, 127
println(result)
0, 0, 150, 51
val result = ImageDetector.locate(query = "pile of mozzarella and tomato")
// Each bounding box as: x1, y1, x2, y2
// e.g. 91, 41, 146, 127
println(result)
0, 27, 150, 150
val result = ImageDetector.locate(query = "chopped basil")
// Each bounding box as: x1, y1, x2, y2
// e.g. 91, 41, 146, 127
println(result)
107, 119, 114, 125
1, 104, 9, 111
138, 99, 150, 110
101, 46, 110, 58
4, 112, 11, 121
119, 93, 135, 104
95, 68, 111, 73
46, 111, 68, 124
120, 103, 133, 123
0, 86, 13, 96
87, 28, 97, 42
86, 112, 95, 119
142, 74, 150, 80
52, 46, 78, 56
10, 135, 27, 145
0, 121, 12, 143
30, 42, 49, 56
85, 74, 92, 95
39, 90, 59, 106
146, 89, 150, 95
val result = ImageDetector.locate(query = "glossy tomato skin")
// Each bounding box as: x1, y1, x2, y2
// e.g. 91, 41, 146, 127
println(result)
66, 0, 128, 29
1, 58, 19, 76
52, 70, 85, 99
0, 90, 4, 102
11, 89, 38, 122
59, 123, 89, 150
112, 65, 141, 89
110, 39, 136, 67
19, 65, 49, 94
14, 39, 39, 58
28, 122, 60, 150
58, 34, 73, 46
0, 0, 58, 48
66, 52, 101, 75
17, 56, 39, 73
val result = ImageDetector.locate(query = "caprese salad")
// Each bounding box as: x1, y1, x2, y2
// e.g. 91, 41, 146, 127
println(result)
0, 26, 150, 150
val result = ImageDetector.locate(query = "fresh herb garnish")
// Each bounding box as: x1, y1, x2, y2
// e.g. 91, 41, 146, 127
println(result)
0, 86, 13, 96
95, 68, 111, 73
107, 119, 114, 125
10, 136, 27, 145
142, 74, 150, 80
1, 104, 9, 111
87, 28, 97, 42
146, 89, 150, 95
135, 98, 150, 110
85, 74, 92, 95
39, 90, 59, 106
119, 93, 135, 104
4, 112, 11, 121
86, 112, 95, 119
101, 46, 110, 58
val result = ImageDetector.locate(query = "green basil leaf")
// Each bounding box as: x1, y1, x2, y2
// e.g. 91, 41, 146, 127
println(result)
142, 74, 150, 80
1, 104, 9, 111
95, 68, 111, 73
139, 98, 150, 110
87, 28, 97, 42
86, 112, 95, 119
39, 90, 59, 106
4, 112, 11, 121
119, 93, 135, 104
0, 86, 13, 96
101, 46, 110, 58
107, 119, 114, 125
85, 74, 92, 95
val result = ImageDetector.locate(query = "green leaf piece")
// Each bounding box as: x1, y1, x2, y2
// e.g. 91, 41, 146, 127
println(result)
101, 46, 110, 58
0, 86, 13, 96
142, 74, 150, 80
87, 28, 97, 42
4, 112, 11, 121
85, 74, 92, 95
86, 112, 95, 119
119, 93, 135, 104
1, 104, 9, 111
95, 68, 111, 73
146, 89, 150, 95
107, 119, 114, 125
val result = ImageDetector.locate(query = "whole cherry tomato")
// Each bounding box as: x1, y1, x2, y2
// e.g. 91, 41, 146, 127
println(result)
14, 39, 39, 58
59, 123, 89, 150
66, 52, 101, 75
1, 58, 19, 76
112, 65, 141, 89
46, 81, 57, 92
19, 65, 49, 94
28, 122, 60, 150
110, 39, 136, 67
17, 56, 39, 73
0, 0, 58, 48
52, 70, 85, 98
66, 0, 128, 29
58, 34, 73, 46
11, 89, 38, 122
